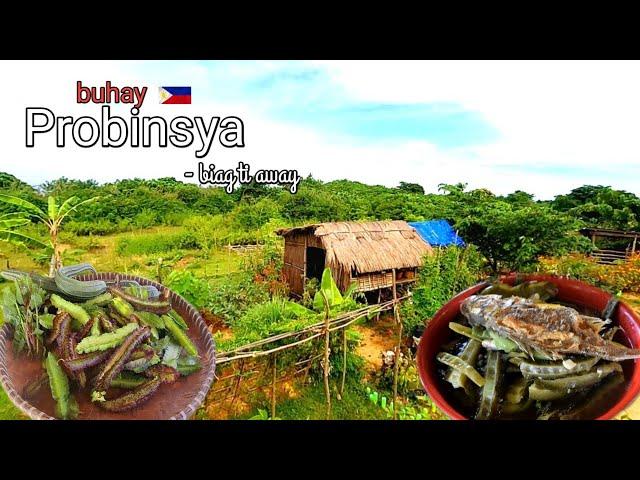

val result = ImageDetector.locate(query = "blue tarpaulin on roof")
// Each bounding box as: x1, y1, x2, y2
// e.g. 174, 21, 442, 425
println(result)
408, 220, 465, 247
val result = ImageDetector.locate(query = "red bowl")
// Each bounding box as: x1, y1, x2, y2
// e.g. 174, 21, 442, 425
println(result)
417, 274, 640, 420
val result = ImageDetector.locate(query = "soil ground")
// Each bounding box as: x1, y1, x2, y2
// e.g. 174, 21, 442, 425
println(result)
354, 314, 397, 378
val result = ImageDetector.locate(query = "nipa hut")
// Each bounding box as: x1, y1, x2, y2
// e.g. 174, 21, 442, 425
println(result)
275, 221, 433, 297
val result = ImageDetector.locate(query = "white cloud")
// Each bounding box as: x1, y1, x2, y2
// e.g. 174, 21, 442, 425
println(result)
1, 60, 639, 200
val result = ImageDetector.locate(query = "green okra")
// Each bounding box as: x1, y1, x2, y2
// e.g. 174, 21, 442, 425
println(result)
136, 311, 165, 329
163, 314, 198, 357
112, 297, 135, 318
82, 292, 113, 308
76, 322, 138, 354
168, 310, 188, 330
50, 293, 90, 329
90, 316, 102, 336
476, 350, 504, 420
436, 352, 485, 387
45, 351, 77, 420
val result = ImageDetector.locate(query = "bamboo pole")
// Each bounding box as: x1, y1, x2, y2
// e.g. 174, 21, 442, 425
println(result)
339, 327, 347, 398
229, 358, 246, 413
322, 293, 331, 419
271, 354, 277, 419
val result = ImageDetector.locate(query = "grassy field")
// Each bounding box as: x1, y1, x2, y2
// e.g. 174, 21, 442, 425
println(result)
0, 226, 246, 283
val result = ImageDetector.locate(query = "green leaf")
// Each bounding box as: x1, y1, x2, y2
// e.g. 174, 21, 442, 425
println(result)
0, 218, 30, 229
56, 196, 79, 218
57, 196, 99, 223
161, 342, 182, 369
0, 212, 30, 220
47, 196, 58, 220
0, 193, 46, 219
0, 229, 51, 250
283, 300, 314, 318
313, 268, 343, 311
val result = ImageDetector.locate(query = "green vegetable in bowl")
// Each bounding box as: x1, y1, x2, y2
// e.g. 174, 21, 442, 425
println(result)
163, 314, 198, 357
2, 264, 202, 419
45, 351, 77, 420
76, 323, 138, 353
50, 294, 90, 328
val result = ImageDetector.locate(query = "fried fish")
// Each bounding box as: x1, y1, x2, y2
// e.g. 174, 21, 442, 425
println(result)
460, 294, 640, 361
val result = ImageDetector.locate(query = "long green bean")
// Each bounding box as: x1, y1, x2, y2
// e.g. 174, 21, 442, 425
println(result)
436, 352, 485, 387
536, 363, 622, 391
448, 322, 483, 341
476, 350, 503, 420
445, 339, 482, 392
519, 357, 600, 379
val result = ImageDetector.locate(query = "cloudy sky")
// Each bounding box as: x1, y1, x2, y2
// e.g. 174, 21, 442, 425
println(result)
1, 60, 639, 199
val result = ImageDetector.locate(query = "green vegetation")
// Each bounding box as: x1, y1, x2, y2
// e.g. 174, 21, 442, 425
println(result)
3, 172, 637, 274
401, 246, 485, 336
246, 379, 388, 420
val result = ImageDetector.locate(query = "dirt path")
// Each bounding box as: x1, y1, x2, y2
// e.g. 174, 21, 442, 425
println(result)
354, 315, 398, 379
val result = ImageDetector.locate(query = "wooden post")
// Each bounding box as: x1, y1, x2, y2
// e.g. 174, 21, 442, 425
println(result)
339, 326, 347, 398
229, 359, 246, 414
632, 235, 637, 255
391, 268, 402, 420
303, 236, 308, 289
271, 354, 277, 419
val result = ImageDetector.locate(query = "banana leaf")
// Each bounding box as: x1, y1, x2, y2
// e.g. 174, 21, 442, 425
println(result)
313, 268, 343, 311
0, 229, 51, 250
0, 193, 46, 219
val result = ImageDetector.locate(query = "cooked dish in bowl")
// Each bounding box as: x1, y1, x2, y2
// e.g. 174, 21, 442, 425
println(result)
418, 275, 640, 420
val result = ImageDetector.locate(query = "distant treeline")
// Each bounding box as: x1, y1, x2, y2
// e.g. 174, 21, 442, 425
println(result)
2, 172, 640, 271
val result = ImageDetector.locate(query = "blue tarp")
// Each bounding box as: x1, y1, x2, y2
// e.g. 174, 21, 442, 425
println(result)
408, 220, 465, 247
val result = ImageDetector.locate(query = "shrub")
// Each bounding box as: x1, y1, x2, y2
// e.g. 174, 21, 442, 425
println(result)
164, 270, 213, 310
401, 246, 486, 336
65, 219, 121, 236
538, 253, 640, 293
229, 297, 315, 343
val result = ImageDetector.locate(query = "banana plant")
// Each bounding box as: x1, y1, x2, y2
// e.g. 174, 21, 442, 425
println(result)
0, 193, 99, 275
312, 267, 358, 313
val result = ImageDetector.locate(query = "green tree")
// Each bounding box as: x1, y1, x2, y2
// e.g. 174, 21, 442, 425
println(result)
397, 181, 425, 195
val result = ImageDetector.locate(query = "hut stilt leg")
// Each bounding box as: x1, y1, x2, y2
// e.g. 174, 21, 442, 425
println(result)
391, 269, 401, 420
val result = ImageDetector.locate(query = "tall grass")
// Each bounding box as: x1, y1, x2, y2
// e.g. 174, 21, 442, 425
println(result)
116, 231, 197, 255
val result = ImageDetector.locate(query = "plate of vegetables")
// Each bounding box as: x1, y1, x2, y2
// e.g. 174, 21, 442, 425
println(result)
0, 264, 216, 420
417, 274, 640, 420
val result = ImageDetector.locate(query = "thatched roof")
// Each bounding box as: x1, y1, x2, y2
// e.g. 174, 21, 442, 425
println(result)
276, 221, 432, 274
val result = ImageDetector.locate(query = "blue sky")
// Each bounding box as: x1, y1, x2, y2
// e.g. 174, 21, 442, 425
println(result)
2, 60, 640, 199
170, 61, 500, 148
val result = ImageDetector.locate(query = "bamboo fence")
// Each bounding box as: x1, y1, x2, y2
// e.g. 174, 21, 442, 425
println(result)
207, 295, 408, 418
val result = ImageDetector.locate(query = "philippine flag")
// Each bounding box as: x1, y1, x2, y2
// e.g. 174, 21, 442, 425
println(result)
159, 86, 191, 104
